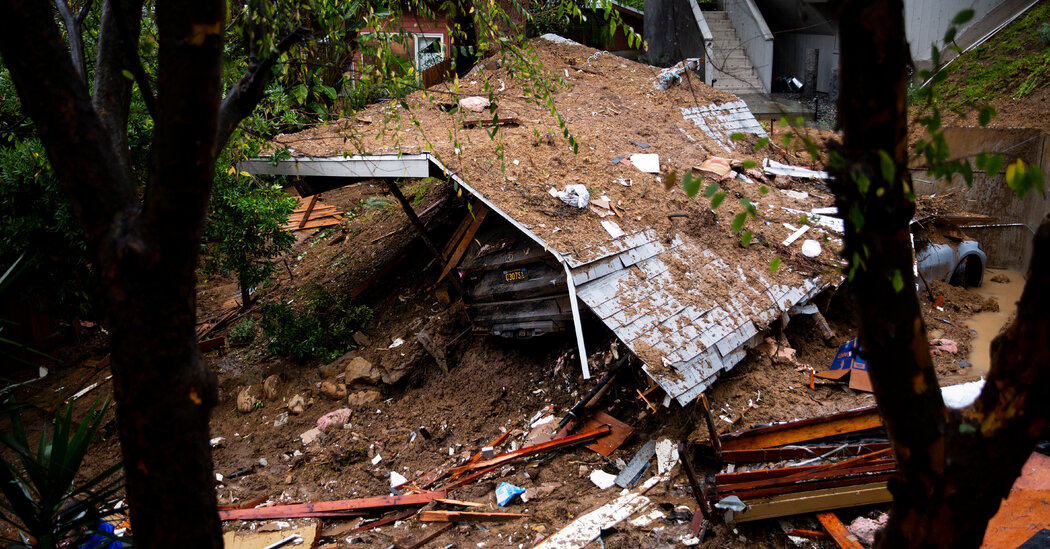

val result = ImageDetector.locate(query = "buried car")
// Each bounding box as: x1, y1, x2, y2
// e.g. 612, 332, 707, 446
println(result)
914, 234, 987, 289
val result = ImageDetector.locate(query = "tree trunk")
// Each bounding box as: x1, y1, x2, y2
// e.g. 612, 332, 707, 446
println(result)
833, 2, 1050, 547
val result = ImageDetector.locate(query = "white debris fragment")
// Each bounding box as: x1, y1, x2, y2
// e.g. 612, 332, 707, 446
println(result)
655, 439, 679, 474
589, 469, 618, 490
371, 454, 383, 465
629, 153, 660, 173
390, 471, 408, 488
601, 220, 626, 239
782, 225, 811, 247
801, 239, 822, 257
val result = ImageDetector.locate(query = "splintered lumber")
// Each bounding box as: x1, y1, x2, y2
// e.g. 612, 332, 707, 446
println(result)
715, 450, 896, 501
699, 394, 722, 458
433, 498, 485, 508
435, 206, 488, 285
719, 406, 883, 452
720, 443, 891, 463
400, 523, 455, 549
535, 475, 664, 548
446, 425, 611, 476
727, 482, 891, 523
217, 491, 444, 521
461, 116, 521, 128
420, 510, 527, 522
816, 512, 865, 549
297, 195, 318, 229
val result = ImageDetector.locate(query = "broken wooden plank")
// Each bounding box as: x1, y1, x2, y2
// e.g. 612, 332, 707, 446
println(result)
217, 492, 444, 521
297, 195, 318, 229
535, 475, 663, 548
700, 394, 722, 459
720, 443, 891, 463
720, 406, 883, 452
615, 439, 656, 488
435, 205, 488, 285
416, 330, 448, 373
461, 116, 521, 128
727, 482, 891, 523
399, 522, 455, 549
433, 498, 486, 508
447, 425, 611, 475
816, 512, 865, 549
420, 510, 527, 522
199, 336, 225, 353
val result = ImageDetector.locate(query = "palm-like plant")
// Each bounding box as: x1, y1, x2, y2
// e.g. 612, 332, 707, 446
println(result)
0, 399, 125, 548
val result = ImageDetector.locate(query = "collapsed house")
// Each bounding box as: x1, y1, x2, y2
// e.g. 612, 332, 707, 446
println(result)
240, 35, 845, 406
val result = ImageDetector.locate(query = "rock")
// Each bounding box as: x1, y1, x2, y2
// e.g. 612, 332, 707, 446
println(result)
237, 386, 257, 413
316, 408, 352, 432
990, 273, 1011, 283
318, 362, 342, 379
320, 381, 348, 400
347, 389, 382, 406
263, 374, 281, 400
848, 512, 888, 547
273, 412, 289, 428
287, 394, 306, 415
459, 96, 490, 113
353, 331, 371, 347
300, 427, 323, 445
345, 357, 380, 384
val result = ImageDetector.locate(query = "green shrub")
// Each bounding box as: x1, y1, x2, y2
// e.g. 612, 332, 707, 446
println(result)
260, 283, 373, 361
229, 317, 256, 345
1038, 22, 1050, 46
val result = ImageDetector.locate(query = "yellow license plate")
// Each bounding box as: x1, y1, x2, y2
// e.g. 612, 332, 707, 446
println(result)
504, 268, 527, 282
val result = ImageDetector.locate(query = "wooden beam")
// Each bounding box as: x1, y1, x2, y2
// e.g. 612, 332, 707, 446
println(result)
433, 498, 485, 508
442, 210, 476, 259
816, 512, 865, 549
446, 425, 611, 476
720, 443, 890, 463
399, 522, 454, 549
435, 205, 488, 285
297, 194, 318, 229
420, 511, 528, 522
217, 492, 444, 521
728, 482, 891, 523
720, 406, 883, 452
700, 394, 722, 459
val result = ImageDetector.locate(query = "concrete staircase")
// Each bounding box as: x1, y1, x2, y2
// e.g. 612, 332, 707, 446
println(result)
703, 11, 763, 96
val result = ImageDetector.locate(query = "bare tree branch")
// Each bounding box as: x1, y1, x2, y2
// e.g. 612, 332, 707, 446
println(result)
216, 26, 309, 149
0, 0, 135, 247
92, 0, 146, 175
54, 0, 94, 84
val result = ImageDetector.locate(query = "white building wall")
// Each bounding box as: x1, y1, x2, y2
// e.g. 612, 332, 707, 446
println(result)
905, 0, 1007, 62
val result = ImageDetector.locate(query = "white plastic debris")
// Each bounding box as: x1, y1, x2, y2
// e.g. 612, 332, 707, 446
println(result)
210, 437, 225, 448
555, 184, 590, 208
589, 469, 618, 490
629, 153, 660, 173
714, 495, 746, 512
941, 378, 985, 409
371, 454, 383, 465
801, 239, 822, 257
389, 338, 404, 349
390, 471, 408, 488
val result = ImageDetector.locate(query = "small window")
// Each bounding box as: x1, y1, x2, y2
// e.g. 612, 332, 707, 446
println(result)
414, 34, 444, 72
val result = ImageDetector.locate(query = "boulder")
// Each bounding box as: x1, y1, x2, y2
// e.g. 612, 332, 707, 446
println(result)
236, 386, 257, 413
320, 381, 348, 400
287, 394, 306, 415
345, 356, 380, 384
262, 374, 281, 400
347, 389, 382, 406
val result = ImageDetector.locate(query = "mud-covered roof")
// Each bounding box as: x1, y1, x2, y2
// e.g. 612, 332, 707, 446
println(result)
252, 36, 845, 405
